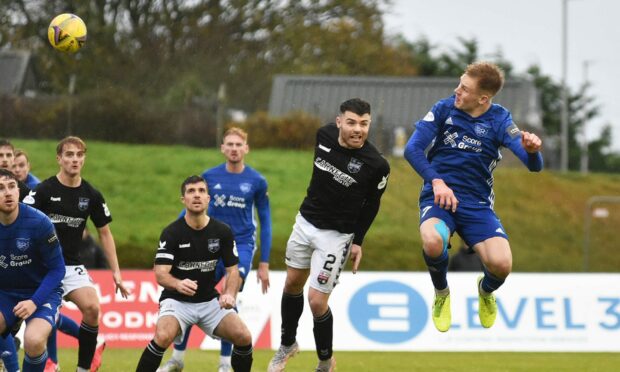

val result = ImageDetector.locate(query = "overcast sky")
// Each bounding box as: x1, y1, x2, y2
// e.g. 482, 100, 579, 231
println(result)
383, 0, 620, 150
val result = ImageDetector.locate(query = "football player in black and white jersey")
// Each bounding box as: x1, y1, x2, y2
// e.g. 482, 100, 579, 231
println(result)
268, 98, 390, 372
136, 175, 253, 372
24, 136, 130, 372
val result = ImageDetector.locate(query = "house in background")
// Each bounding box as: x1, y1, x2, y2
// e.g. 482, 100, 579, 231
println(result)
0, 49, 39, 97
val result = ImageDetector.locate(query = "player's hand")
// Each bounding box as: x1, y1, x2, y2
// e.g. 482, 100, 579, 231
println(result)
13, 300, 36, 320
219, 293, 236, 309
257, 262, 270, 294
521, 131, 543, 153
432, 179, 458, 212
176, 279, 198, 296
350, 244, 362, 274
113, 272, 131, 299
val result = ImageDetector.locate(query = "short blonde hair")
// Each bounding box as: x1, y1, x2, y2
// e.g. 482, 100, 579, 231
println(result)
465, 61, 505, 97
222, 127, 248, 143
56, 136, 87, 155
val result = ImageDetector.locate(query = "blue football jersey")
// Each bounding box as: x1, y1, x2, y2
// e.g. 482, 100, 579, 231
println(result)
0, 204, 65, 305
202, 164, 271, 262
405, 96, 543, 207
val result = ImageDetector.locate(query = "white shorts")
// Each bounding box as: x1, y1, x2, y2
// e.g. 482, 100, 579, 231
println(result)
62, 265, 95, 297
285, 213, 354, 293
159, 298, 235, 343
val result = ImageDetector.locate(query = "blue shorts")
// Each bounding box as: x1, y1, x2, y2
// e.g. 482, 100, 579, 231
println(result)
215, 242, 256, 291
419, 201, 508, 248
0, 288, 62, 334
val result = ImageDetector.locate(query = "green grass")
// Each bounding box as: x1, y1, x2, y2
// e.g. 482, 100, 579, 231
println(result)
44, 348, 620, 371
11, 139, 620, 272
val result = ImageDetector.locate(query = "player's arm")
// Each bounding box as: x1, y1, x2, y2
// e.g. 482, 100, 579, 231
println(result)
15, 223, 66, 320
351, 162, 390, 273
220, 264, 241, 309
502, 120, 544, 172
255, 178, 272, 293
219, 228, 240, 308
97, 224, 130, 298
404, 102, 459, 211
154, 264, 197, 296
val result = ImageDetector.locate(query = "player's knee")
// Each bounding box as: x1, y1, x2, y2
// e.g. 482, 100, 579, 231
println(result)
487, 258, 512, 278
81, 303, 100, 323
307, 295, 328, 317
230, 325, 252, 346
23, 334, 47, 355
283, 277, 305, 294
153, 328, 175, 349
421, 221, 449, 257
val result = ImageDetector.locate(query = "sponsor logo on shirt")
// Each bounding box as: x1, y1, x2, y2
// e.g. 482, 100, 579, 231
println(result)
51, 197, 61, 202
49, 213, 85, 228
443, 131, 459, 147
179, 243, 191, 248
47, 233, 58, 244
177, 259, 218, 272
314, 157, 357, 187
0, 255, 7, 269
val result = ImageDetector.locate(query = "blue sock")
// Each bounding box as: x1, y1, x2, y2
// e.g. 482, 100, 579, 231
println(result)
23, 350, 47, 372
58, 314, 80, 338
46, 327, 58, 363
480, 267, 505, 293
0, 334, 20, 372
174, 326, 191, 351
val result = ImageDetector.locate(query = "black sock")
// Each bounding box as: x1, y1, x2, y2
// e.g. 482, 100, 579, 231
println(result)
281, 292, 304, 346
313, 307, 333, 361
423, 249, 449, 291
136, 339, 166, 372
231, 343, 253, 372
78, 322, 98, 369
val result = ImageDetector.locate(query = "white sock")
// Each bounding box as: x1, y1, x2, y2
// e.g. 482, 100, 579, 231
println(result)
220, 355, 231, 365
171, 348, 185, 361
76, 368, 89, 372
435, 286, 450, 296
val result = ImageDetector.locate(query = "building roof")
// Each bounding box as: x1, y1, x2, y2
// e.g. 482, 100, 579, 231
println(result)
0, 50, 38, 96
269, 75, 542, 130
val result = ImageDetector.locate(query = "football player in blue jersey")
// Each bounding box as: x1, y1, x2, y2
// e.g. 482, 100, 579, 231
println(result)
159, 127, 271, 372
0, 168, 66, 372
404, 61, 543, 332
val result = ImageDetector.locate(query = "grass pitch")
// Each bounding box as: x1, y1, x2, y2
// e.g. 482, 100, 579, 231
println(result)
48, 348, 619, 371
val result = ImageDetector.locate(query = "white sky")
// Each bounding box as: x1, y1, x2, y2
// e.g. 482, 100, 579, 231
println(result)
383, 0, 620, 151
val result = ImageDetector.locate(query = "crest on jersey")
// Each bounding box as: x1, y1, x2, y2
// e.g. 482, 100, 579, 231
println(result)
16, 238, 30, 251
78, 197, 90, 211
475, 123, 490, 137
208, 239, 220, 253
240, 183, 252, 193
347, 158, 363, 173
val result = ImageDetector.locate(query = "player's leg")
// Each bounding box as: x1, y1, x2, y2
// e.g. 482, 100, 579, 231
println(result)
137, 315, 182, 372
0, 298, 20, 372
419, 204, 455, 332
44, 311, 82, 370
461, 206, 511, 328
211, 311, 252, 372
268, 214, 314, 372
65, 285, 101, 371
218, 245, 253, 372
305, 229, 352, 372
22, 318, 53, 372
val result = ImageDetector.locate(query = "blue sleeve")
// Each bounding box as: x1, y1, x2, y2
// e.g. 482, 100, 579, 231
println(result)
501, 119, 544, 172
404, 101, 445, 182
31, 221, 65, 307
255, 177, 272, 263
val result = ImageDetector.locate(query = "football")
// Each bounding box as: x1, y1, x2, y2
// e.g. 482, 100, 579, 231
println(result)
47, 13, 87, 53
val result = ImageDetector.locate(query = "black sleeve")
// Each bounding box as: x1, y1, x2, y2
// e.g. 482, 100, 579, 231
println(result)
353, 161, 390, 246
89, 188, 113, 228
154, 227, 177, 265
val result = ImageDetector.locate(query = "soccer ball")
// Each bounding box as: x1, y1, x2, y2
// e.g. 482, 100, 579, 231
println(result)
47, 13, 87, 53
